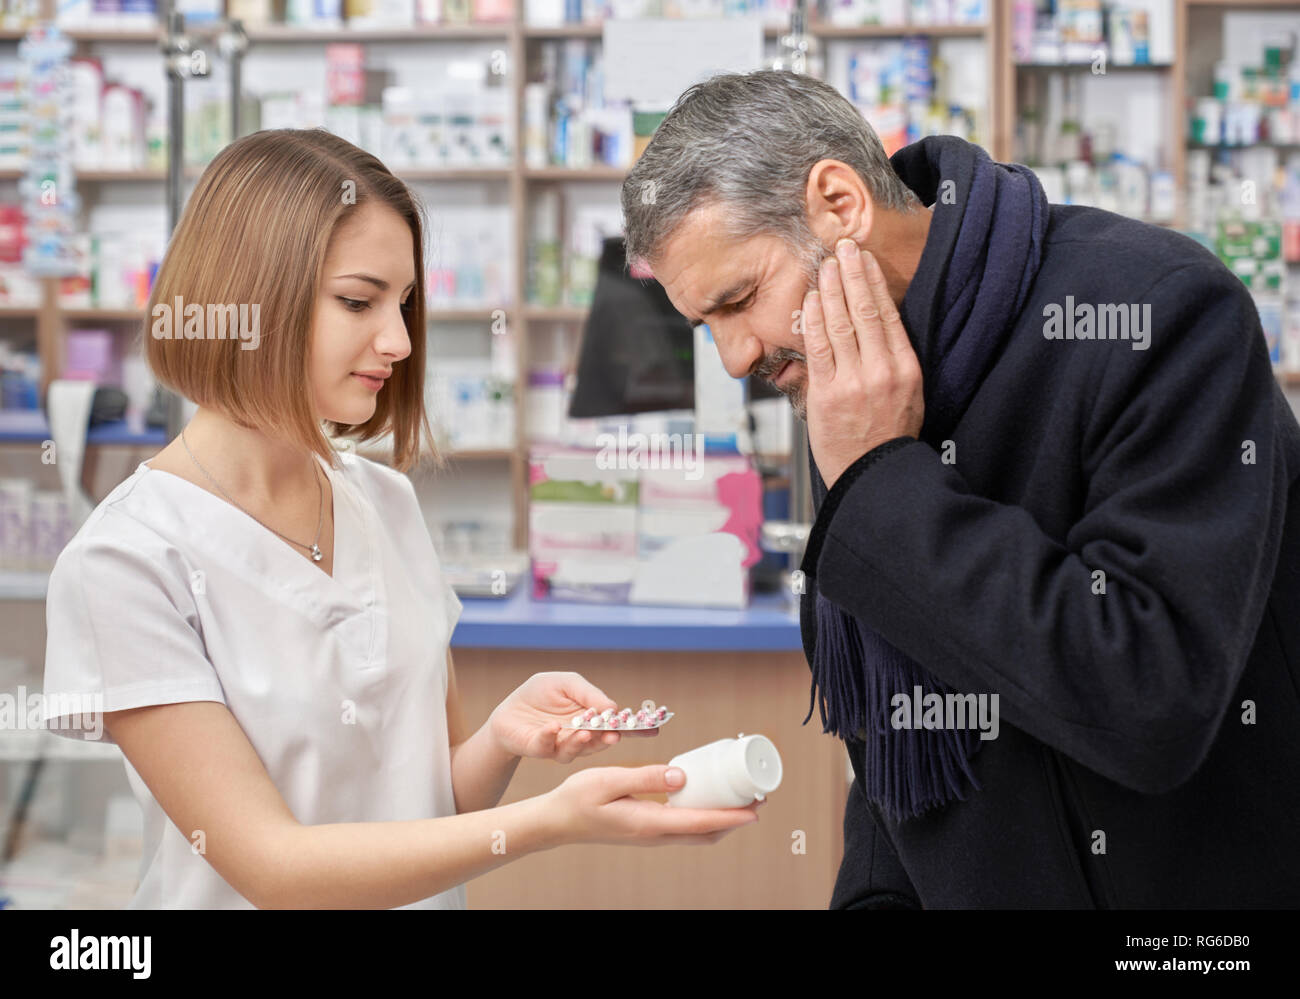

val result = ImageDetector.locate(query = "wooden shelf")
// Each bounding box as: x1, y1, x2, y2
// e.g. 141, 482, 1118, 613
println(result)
59, 307, 146, 321
354, 443, 516, 463
522, 305, 588, 321
523, 165, 627, 181
1015, 61, 1173, 70
0, 728, 121, 761
813, 21, 987, 38
401, 167, 511, 181
444, 448, 516, 460
60, 166, 511, 182
246, 22, 512, 42
1188, 142, 1300, 152
426, 306, 512, 321
8, 22, 515, 43
60, 27, 160, 41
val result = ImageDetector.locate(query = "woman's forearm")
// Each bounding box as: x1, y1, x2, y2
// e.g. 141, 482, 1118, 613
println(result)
255, 793, 562, 908
449, 719, 523, 813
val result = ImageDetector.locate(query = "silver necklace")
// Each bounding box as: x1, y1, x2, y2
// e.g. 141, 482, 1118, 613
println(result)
181, 430, 325, 562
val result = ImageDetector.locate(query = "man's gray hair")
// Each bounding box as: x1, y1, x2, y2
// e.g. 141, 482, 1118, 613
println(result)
620, 69, 922, 274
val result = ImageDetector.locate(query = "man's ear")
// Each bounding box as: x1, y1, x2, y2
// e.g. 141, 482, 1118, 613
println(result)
804, 158, 874, 248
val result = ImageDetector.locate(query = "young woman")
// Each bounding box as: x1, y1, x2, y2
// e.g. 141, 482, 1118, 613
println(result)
40, 128, 758, 909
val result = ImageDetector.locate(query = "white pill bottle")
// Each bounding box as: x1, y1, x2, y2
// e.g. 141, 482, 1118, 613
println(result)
666, 734, 783, 809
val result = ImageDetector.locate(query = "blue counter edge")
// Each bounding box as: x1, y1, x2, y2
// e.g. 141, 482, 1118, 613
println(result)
450, 586, 804, 652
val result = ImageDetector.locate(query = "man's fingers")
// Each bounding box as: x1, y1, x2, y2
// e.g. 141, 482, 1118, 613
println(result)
833, 240, 889, 361
861, 249, 908, 356
817, 255, 864, 370
800, 288, 835, 384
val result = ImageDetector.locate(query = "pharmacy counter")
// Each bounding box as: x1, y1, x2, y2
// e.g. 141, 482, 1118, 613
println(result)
449, 587, 847, 910
451, 588, 803, 651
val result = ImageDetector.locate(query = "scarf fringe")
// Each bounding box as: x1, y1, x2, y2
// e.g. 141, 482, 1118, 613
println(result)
807, 589, 984, 822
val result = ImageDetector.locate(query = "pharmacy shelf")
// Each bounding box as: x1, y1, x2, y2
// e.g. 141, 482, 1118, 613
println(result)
245, 22, 513, 42
0, 729, 121, 762
453, 584, 802, 651
2, 16, 991, 45
523, 304, 591, 321
17, 3, 1290, 555
14, 22, 516, 43
1015, 62, 1174, 71
0, 412, 166, 446
522, 165, 628, 181
523, 21, 787, 39
65, 166, 510, 182
5, 19, 790, 44
355, 443, 516, 463
0, 569, 48, 600
813, 21, 986, 38
5, 6, 1008, 553
1187, 142, 1300, 152
59, 306, 147, 321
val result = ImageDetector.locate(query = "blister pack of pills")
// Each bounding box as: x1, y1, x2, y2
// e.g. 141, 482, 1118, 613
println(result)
570, 705, 673, 730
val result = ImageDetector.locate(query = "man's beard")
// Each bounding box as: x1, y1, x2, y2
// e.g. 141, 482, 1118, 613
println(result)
752, 235, 836, 421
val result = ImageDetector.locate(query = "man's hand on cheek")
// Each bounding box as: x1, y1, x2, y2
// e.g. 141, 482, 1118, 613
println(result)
799, 239, 925, 489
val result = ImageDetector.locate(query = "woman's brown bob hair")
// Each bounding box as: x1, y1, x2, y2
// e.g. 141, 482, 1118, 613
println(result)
145, 127, 438, 473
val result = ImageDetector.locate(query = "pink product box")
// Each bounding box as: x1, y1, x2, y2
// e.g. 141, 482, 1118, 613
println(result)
529, 502, 638, 558
63, 329, 120, 385
473, 0, 514, 20
637, 454, 760, 506
326, 44, 366, 106
527, 446, 764, 609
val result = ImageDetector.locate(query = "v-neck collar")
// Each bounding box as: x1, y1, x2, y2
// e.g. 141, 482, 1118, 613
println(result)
131, 449, 385, 667
133, 453, 367, 606
137, 454, 336, 571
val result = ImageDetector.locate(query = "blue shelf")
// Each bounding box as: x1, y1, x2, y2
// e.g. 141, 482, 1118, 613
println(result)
451, 585, 803, 652
0, 412, 166, 446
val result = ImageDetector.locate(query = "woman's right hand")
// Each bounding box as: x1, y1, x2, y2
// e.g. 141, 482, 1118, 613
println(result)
543, 765, 761, 847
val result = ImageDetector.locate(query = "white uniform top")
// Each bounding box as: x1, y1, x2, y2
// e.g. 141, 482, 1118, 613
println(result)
41, 443, 465, 909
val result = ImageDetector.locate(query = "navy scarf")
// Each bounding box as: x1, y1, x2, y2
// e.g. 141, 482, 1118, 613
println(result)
804, 136, 1049, 822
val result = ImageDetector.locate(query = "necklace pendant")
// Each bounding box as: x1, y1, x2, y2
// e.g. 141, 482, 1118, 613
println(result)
310, 544, 322, 562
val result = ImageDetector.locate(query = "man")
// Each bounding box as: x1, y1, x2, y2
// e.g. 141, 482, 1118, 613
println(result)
619, 69, 1300, 907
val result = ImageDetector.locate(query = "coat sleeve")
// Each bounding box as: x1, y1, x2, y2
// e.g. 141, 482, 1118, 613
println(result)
800, 261, 1290, 795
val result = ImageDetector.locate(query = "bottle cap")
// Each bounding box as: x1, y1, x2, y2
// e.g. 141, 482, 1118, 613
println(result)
726, 734, 782, 800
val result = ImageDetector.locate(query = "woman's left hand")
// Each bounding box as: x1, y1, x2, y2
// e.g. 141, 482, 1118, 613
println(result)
489, 672, 656, 763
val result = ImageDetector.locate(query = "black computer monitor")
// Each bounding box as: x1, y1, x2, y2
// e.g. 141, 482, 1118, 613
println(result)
567, 236, 779, 419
